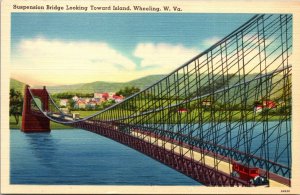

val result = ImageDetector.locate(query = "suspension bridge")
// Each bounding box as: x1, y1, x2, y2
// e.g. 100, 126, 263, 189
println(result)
21, 14, 292, 187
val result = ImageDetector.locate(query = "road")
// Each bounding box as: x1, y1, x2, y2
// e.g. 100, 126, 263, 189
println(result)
131, 130, 288, 187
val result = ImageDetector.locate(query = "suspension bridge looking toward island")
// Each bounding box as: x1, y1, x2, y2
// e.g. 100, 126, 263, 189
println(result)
21, 14, 292, 187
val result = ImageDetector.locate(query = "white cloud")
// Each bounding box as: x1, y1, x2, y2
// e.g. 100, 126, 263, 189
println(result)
11, 38, 137, 85
12, 38, 202, 86
202, 36, 221, 48
133, 43, 200, 73
11, 37, 283, 87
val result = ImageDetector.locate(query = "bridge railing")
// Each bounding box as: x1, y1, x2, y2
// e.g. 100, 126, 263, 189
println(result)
28, 14, 292, 183
92, 14, 291, 121
106, 66, 291, 179
90, 14, 291, 179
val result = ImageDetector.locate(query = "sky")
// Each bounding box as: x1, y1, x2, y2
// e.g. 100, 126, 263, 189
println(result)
11, 13, 255, 86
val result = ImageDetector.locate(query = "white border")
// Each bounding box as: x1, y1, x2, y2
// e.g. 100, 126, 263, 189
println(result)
1, 0, 300, 194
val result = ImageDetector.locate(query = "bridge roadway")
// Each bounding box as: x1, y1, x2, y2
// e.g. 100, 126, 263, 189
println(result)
129, 129, 288, 187
45, 113, 289, 187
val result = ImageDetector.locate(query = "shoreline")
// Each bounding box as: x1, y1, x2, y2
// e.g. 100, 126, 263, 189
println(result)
10, 119, 289, 131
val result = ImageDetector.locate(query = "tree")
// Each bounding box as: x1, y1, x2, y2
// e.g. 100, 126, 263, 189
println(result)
10, 89, 23, 124
69, 100, 76, 111
52, 92, 94, 99
116, 86, 140, 97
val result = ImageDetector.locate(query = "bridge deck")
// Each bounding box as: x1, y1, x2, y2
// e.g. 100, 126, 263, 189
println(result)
131, 130, 288, 187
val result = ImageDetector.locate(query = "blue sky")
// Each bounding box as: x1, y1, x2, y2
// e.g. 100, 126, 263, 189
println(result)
11, 13, 255, 85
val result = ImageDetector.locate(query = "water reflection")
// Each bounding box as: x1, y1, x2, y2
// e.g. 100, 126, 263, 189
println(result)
11, 129, 200, 185
24, 132, 58, 169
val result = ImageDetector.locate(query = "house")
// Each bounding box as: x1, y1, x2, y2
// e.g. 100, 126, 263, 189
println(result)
87, 101, 97, 108
92, 98, 102, 105
72, 96, 79, 102
84, 98, 91, 103
112, 95, 124, 103
94, 93, 102, 99
76, 100, 86, 109
102, 93, 109, 100
262, 100, 277, 109
108, 92, 115, 99
254, 100, 277, 113
94, 92, 121, 102
59, 99, 69, 107
254, 105, 263, 113
202, 100, 212, 106
278, 101, 285, 106
178, 108, 188, 113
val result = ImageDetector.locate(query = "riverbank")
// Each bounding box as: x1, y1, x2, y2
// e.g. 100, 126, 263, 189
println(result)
9, 111, 98, 130
10, 110, 287, 130
10, 116, 72, 129
9, 111, 99, 129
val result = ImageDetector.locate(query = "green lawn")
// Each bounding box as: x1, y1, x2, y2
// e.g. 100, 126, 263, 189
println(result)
9, 116, 21, 129
9, 116, 71, 130
9, 111, 101, 130
10, 109, 287, 130
71, 110, 100, 117
71, 109, 286, 124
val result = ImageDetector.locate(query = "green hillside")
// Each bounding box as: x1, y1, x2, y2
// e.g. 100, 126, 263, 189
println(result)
127, 75, 165, 89
46, 75, 166, 93
11, 73, 286, 102
10, 78, 26, 93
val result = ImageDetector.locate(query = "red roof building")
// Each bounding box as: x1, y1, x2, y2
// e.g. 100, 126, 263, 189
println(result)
102, 93, 109, 100
263, 100, 277, 108
178, 108, 188, 113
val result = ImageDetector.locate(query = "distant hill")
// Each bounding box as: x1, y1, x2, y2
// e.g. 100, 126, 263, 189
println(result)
46, 75, 166, 93
127, 75, 165, 88
10, 78, 26, 93
11, 73, 286, 102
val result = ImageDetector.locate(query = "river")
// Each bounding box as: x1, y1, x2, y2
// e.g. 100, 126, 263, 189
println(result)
10, 120, 290, 185
10, 129, 200, 185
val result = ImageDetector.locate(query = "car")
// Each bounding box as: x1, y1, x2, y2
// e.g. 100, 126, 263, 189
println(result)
231, 160, 269, 186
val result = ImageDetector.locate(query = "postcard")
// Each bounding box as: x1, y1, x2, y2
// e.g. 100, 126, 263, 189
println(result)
1, 0, 300, 194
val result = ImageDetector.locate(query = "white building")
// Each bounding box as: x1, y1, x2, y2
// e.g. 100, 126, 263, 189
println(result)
72, 96, 79, 102
59, 99, 69, 107
94, 93, 102, 99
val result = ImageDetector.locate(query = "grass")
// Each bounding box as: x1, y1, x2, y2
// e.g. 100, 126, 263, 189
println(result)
50, 122, 72, 129
71, 110, 100, 117
10, 110, 287, 130
118, 109, 285, 124
9, 116, 72, 130
9, 111, 102, 130
9, 116, 21, 129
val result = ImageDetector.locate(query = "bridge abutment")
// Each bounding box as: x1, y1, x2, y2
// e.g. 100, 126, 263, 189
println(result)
21, 85, 51, 133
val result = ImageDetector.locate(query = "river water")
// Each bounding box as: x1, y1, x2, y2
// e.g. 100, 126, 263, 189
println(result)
10, 129, 200, 185
10, 120, 290, 185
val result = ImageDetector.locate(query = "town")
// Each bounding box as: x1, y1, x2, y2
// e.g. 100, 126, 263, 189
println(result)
54, 86, 140, 113
58, 92, 124, 113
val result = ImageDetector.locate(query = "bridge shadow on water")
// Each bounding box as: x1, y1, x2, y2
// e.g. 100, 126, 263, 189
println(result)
24, 132, 58, 169
10, 131, 63, 184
